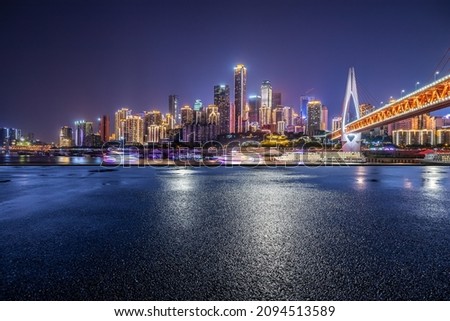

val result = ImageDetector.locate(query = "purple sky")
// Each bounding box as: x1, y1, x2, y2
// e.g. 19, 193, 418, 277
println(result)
1, 0, 449, 142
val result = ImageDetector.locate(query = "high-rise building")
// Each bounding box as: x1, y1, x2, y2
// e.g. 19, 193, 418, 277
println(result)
115, 108, 131, 140
321, 106, 328, 131
307, 100, 322, 136
272, 105, 284, 132
206, 104, 219, 125
125, 115, 144, 144
164, 113, 175, 130
214, 85, 230, 134
181, 105, 194, 126
248, 95, 261, 124
277, 121, 286, 134
0, 128, 8, 147
259, 105, 272, 128
234, 64, 247, 133
272, 92, 282, 108
99, 115, 110, 143
0, 128, 21, 146
229, 103, 235, 133
300, 95, 314, 119
143, 110, 162, 142
148, 124, 161, 143
261, 80, 272, 110
283, 106, 293, 127
59, 126, 73, 147
169, 95, 179, 125
85, 121, 94, 138
74, 120, 86, 146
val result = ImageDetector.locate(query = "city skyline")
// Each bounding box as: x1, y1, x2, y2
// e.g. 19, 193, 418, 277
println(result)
1, 0, 449, 142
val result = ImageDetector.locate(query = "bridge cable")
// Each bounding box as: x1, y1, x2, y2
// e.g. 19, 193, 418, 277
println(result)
431, 47, 450, 81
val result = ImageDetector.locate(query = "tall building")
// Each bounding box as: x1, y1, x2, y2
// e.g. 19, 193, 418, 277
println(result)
74, 120, 86, 146
169, 95, 179, 125
272, 92, 282, 108
181, 105, 194, 126
300, 95, 314, 121
85, 121, 94, 138
272, 105, 284, 132
321, 106, 328, 131
206, 104, 220, 125
59, 126, 73, 147
230, 103, 235, 133
307, 100, 322, 136
125, 115, 144, 144
259, 105, 272, 128
147, 124, 161, 143
164, 113, 175, 130
214, 85, 230, 134
143, 110, 162, 142
248, 95, 261, 124
99, 115, 110, 143
0, 128, 8, 147
115, 108, 131, 140
283, 106, 293, 127
234, 64, 247, 133
261, 80, 272, 110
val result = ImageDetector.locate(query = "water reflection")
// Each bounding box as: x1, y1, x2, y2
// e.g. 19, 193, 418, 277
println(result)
421, 167, 447, 191
354, 166, 368, 190
403, 178, 413, 189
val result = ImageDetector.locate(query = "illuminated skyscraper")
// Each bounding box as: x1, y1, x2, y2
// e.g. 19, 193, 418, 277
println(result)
214, 84, 230, 134
259, 105, 271, 128
169, 95, 179, 125
148, 124, 161, 143
206, 104, 219, 124
261, 80, 272, 110
164, 113, 175, 130
248, 95, 261, 124
85, 121, 94, 138
321, 106, 328, 131
307, 100, 322, 136
0, 128, 8, 147
234, 64, 247, 133
59, 126, 73, 147
74, 120, 86, 146
272, 105, 284, 132
181, 105, 194, 126
143, 110, 162, 142
283, 106, 293, 127
272, 92, 282, 108
99, 115, 110, 142
125, 115, 144, 144
300, 95, 314, 120
115, 108, 131, 140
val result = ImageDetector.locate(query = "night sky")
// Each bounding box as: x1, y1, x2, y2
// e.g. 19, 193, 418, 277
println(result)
1, 0, 449, 142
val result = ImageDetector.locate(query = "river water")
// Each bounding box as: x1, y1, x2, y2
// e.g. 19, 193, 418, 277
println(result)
0, 165, 449, 300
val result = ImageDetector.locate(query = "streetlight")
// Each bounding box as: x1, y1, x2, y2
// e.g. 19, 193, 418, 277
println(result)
415, 81, 420, 90
435, 71, 440, 81
380, 101, 384, 107
401, 89, 405, 97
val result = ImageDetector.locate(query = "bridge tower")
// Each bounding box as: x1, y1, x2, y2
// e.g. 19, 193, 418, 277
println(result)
341, 67, 361, 152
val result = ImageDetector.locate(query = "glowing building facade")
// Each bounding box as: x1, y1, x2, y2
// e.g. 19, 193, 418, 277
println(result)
234, 64, 247, 133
